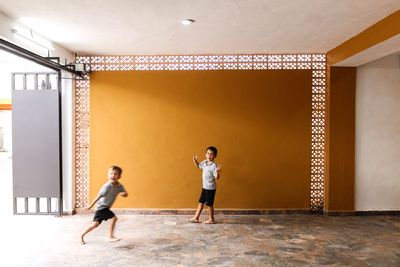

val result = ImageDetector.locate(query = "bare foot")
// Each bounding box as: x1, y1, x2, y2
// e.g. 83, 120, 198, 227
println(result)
107, 237, 120, 242
188, 217, 199, 223
202, 219, 215, 224
80, 235, 86, 244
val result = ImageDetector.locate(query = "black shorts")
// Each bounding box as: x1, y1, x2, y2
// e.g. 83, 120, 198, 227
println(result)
93, 208, 115, 224
199, 188, 216, 206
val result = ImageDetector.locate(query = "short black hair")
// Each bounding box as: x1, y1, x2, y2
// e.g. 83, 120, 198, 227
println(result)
206, 146, 218, 156
110, 165, 123, 175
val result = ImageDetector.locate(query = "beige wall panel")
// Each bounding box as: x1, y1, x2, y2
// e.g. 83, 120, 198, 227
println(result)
355, 54, 400, 211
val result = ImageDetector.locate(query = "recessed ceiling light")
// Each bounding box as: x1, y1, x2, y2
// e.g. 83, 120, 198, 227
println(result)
181, 19, 195, 25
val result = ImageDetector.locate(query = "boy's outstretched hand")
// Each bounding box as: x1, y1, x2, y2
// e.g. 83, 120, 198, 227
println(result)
193, 155, 200, 167
216, 164, 222, 172
216, 164, 222, 179
119, 192, 128, 197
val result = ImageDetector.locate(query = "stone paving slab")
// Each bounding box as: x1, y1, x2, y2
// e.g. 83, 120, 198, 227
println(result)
1, 214, 399, 266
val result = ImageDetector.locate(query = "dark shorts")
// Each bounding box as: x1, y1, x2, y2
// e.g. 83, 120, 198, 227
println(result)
199, 188, 216, 206
93, 208, 115, 224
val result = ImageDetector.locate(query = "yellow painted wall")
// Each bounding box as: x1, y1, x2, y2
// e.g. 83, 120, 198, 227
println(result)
326, 67, 356, 212
90, 70, 312, 209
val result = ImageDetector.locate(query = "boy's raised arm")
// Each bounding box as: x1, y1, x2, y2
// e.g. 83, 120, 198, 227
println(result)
192, 155, 200, 168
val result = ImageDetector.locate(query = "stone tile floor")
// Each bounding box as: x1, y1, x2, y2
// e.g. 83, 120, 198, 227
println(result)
1, 213, 399, 266
1, 152, 400, 266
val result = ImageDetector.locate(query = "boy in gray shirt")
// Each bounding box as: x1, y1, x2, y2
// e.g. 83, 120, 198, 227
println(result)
189, 146, 222, 224
80, 166, 128, 244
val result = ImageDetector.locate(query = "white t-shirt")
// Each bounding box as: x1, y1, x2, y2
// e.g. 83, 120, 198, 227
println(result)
199, 160, 218, 190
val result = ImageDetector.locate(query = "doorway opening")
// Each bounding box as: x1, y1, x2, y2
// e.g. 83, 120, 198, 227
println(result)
0, 49, 59, 216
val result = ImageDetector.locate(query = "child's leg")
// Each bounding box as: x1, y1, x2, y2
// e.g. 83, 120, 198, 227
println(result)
189, 203, 204, 222
81, 221, 100, 244
203, 206, 215, 224
107, 216, 120, 242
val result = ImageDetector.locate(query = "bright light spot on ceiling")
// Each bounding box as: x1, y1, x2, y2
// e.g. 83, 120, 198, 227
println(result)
181, 19, 195, 25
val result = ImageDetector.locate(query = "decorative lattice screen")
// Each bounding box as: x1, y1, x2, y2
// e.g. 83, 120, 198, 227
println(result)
75, 54, 326, 212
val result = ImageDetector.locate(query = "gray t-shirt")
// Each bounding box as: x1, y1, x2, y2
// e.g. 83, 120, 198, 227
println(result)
96, 181, 126, 210
199, 160, 218, 190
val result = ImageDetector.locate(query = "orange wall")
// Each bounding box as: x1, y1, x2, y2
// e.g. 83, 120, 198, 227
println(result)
90, 70, 312, 209
326, 67, 356, 211
0, 98, 11, 110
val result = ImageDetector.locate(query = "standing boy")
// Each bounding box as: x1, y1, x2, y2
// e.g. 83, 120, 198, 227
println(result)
189, 146, 222, 224
80, 165, 128, 244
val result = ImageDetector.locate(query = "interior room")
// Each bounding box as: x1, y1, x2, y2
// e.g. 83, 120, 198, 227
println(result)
0, 1, 399, 266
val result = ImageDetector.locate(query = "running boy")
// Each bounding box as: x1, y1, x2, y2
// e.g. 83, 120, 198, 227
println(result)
189, 146, 222, 224
80, 165, 128, 244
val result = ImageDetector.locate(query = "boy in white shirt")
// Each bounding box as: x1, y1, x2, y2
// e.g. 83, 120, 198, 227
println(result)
189, 146, 222, 224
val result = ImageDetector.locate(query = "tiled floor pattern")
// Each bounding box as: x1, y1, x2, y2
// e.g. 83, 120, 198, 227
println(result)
1, 214, 399, 266
1, 152, 399, 266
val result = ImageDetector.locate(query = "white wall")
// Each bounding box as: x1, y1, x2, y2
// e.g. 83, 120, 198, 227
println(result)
61, 71, 75, 213
355, 53, 400, 211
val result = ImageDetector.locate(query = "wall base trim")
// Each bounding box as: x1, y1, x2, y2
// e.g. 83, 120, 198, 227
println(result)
324, 210, 356, 216
355, 210, 400, 216
74, 208, 311, 215
324, 210, 400, 216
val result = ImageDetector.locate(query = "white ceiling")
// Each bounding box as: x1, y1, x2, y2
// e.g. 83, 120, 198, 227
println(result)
0, 0, 399, 56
